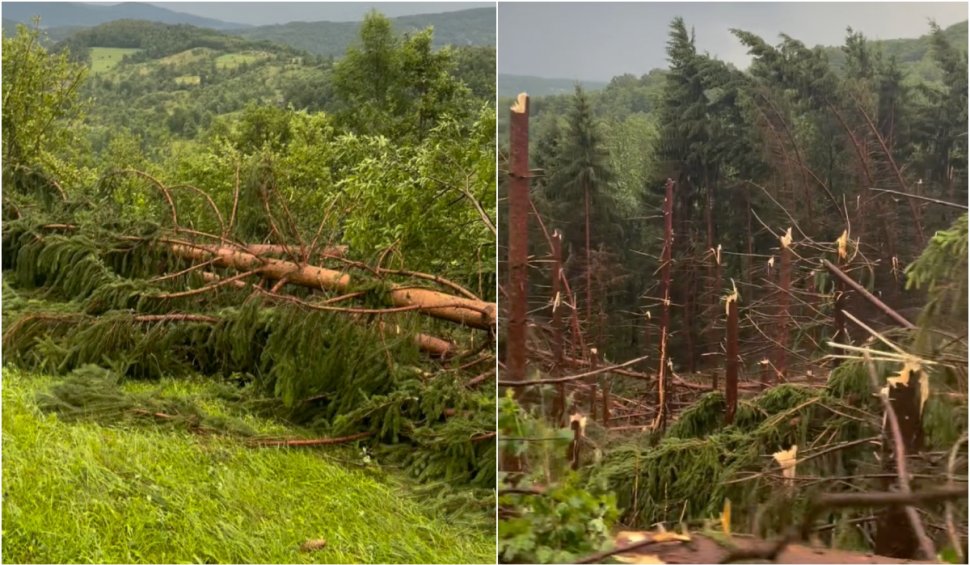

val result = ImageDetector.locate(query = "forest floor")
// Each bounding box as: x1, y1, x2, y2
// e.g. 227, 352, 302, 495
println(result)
1, 369, 495, 564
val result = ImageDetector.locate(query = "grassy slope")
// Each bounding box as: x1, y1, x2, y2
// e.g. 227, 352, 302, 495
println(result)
89, 47, 142, 74
2, 370, 494, 564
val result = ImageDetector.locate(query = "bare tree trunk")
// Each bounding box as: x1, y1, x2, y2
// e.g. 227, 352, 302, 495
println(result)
584, 183, 593, 343
500, 93, 531, 481
654, 179, 675, 432
775, 232, 792, 383
551, 229, 566, 425
507, 93, 530, 381
725, 294, 739, 424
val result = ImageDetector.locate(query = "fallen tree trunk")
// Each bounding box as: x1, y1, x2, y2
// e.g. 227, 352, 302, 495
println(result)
597, 532, 937, 564
170, 243, 496, 329
198, 271, 454, 356
243, 243, 348, 258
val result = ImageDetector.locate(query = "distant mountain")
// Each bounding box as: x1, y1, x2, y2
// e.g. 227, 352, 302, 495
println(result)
229, 7, 494, 56
500, 20, 967, 101
498, 74, 608, 99
2, 2, 248, 31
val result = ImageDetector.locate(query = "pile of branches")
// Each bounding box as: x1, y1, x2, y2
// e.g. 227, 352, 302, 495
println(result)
2, 167, 497, 501
589, 364, 965, 535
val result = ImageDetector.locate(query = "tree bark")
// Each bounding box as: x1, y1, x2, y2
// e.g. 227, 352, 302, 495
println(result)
169, 243, 495, 329
725, 295, 739, 424
507, 93, 531, 379
654, 179, 675, 431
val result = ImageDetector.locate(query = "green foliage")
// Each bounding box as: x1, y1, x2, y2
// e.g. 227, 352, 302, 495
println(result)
666, 391, 727, 439
499, 474, 618, 564
3, 225, 494, 494
497, 392, 618, 563
588, 381, 884, 535
905, 213, 968, 319
2, 22, 87, 183
331, 11, 473, 141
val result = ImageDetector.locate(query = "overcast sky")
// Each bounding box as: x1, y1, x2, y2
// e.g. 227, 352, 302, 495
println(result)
150, 2, 492, 25
498, 2, 968, 81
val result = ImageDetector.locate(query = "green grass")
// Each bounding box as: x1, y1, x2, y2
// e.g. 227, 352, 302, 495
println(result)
158, 48, 214, 67
2, 369, 495, 563
215, 52, 268, 70
89, 47, 141, 74
174, 75, 201, 86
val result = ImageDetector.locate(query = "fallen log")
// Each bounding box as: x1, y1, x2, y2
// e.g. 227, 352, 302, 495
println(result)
243, 243, 348, 258
169, 243, 496, 329
198, 271, 454, 357
575, 532, 937, 564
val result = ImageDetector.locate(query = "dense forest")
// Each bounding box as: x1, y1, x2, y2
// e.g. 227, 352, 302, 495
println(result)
498, 18, 968, 564
2, 10, 496, 563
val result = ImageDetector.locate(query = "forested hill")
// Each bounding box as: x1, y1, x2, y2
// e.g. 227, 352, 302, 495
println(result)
500, 20, 967, 106
55, 19, 291, 61
497, 74, 608, 98
824, 19, 968, 83
1, 1, 247, 30
229, 7, 495, 55
34, 17, 494, 158
2, 6, 494, 55
498, 20, 966, 140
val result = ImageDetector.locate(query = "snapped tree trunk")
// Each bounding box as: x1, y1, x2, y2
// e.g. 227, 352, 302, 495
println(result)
168, 243, 496, 329
506, 93, 531, 379
654, 179, 675, 431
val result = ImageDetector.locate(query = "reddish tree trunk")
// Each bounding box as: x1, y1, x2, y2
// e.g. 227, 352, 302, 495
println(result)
507, 93, 530, 382
725, 296, 739, 425
875, 369, 925, 559
588, 348, 599, 422
584, 183, 593, 341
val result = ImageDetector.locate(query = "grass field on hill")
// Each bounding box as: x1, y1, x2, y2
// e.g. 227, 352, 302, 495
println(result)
89, 47, 141, 74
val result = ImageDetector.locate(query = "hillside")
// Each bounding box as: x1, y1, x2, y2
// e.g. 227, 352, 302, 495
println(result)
56, 19, 287, 60
1, 1, 247, 30
497, 74, 608, 98
823, 19, 968, 83
499, 20, 967, 104
43, 19, 492, 155
229, 7, 495, 56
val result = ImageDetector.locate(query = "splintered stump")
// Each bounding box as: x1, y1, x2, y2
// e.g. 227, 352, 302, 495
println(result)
874, 368, 925, 559
502, 92, 530, 478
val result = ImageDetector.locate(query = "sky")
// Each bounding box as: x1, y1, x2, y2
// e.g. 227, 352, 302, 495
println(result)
147, 2, 493, 25
498, 2, 968, 81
